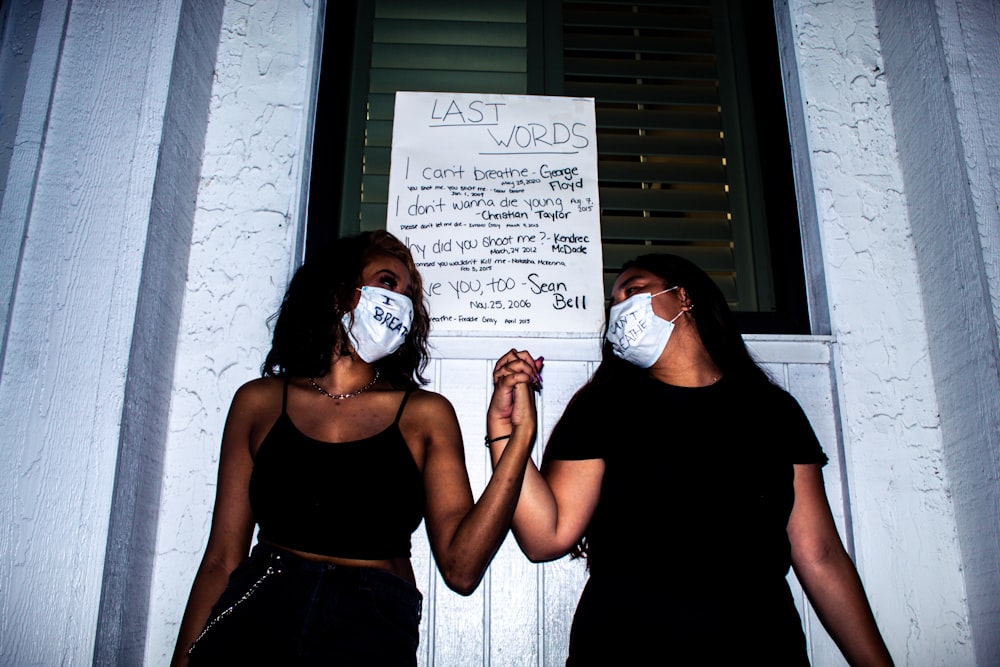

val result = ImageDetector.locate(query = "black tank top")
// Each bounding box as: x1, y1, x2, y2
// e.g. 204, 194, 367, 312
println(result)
248, 382, 425, 559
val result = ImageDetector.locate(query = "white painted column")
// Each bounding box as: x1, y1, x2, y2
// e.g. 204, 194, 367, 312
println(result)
874, 0, 1000, 663
0, 1, 186, 664
785, 0, 974, 664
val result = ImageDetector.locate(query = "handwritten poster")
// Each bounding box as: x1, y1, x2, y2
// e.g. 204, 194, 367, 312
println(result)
387, 91, 604, 336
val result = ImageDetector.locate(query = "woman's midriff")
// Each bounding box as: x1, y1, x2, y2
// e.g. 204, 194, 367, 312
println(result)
259, 539, 416, 585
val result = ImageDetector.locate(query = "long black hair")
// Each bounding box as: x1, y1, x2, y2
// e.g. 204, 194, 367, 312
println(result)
551, 253, 773, 562
261, 230, 430, 388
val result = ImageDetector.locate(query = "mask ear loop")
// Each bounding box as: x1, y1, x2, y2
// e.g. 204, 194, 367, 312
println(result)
678, 292, 694, 318
652, 286, 689, 324
648, 285, 680, 300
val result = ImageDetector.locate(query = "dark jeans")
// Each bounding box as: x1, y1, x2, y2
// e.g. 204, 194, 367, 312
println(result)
188, 543, 422, 666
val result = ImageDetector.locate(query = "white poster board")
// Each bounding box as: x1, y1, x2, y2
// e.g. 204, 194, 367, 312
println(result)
387, 91, 604, 337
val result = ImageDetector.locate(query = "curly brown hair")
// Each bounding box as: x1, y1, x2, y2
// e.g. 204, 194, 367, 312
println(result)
261, 230, 430, 387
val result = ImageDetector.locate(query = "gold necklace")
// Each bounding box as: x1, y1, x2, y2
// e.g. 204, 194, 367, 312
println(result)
309, 370, 379, 399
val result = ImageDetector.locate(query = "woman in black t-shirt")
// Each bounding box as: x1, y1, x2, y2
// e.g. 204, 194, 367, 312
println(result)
487, 253, 893, 666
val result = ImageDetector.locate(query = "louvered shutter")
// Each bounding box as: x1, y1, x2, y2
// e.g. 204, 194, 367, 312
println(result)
562, 0, 773, 310
347, 0, 529, 232
333, 0, 791, 316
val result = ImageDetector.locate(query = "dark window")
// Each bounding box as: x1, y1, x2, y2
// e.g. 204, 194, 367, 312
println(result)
308, 0, 808, 332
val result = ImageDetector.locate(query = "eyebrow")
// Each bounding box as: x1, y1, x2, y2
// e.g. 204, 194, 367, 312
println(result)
371, 267, 402, 279
371, 267, 413, 293
616, 275, 645, 291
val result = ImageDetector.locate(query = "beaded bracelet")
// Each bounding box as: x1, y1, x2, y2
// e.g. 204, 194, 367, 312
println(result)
484, 433, 512, 448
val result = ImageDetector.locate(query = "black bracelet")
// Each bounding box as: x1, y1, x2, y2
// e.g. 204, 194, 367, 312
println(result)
485, 433, 512, 448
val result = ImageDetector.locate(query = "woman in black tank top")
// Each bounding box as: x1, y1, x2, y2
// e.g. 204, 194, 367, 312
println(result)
172, 231, 542, 666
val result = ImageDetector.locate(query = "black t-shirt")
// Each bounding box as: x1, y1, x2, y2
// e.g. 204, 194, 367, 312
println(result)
543, 373, 828, 591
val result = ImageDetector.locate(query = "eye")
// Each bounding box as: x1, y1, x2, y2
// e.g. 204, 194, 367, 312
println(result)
624, 285, 642, 296
378, 274, 399, 289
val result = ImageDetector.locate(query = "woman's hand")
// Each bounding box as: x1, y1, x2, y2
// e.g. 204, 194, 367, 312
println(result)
417, 350, 541, 594
484, 350, 604, 563
488, 349, 542, 435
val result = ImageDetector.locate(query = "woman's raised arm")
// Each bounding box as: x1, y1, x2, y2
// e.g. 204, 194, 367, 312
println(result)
413, 375, 538, 596
486, 350, 604, 563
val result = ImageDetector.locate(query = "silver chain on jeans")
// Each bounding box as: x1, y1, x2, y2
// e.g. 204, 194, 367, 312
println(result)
187, 560, 281, 655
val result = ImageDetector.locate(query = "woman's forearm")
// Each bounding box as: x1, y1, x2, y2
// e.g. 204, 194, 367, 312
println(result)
485, 428, 581, 562
170, 557, 236, 667
436, 420, 537, 594
794, 547, 894, 666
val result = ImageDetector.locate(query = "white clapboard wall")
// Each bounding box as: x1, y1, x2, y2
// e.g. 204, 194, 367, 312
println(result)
410, 334, 849, 667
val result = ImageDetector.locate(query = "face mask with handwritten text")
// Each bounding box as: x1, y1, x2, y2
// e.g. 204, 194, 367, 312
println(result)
605, 286, 683, 368
343, 286, 414, 363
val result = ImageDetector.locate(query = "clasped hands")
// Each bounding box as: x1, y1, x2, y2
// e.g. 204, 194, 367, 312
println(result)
488, 349, 543, 438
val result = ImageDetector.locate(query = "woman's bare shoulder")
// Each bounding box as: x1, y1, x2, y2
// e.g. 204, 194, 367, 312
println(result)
226, 377, 288, 453
405, 387, 457, 414
399, 388, 461, 439
229, 376, 286, 414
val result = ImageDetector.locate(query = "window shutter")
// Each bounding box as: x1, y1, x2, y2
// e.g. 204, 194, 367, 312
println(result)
561, 0, 773, 310
350, 0, 529, 232
327, 0, 800, 323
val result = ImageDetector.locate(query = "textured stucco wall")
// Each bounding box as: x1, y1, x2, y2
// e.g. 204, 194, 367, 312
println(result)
143, 1, 322, 664
785, 0, 974, 663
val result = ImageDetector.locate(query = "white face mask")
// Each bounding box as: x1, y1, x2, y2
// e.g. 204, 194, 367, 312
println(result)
606, 286, 684, 368
343, 286, 414, 363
